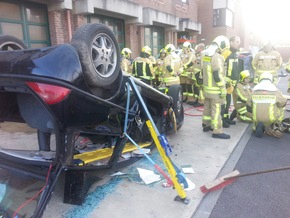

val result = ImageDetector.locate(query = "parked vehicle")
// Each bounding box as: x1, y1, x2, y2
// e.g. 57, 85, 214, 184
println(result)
0, 24, 184, 217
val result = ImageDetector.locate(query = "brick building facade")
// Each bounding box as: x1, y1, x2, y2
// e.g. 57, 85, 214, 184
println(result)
1, 0, 289, 60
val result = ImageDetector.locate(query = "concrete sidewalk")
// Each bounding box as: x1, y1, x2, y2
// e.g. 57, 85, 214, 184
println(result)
43, 74, 289, 218
43, 103, 249, 218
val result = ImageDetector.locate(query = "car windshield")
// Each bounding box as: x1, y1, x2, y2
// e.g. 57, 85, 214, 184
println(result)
0, 121, 56, 217
0, 167, 46, 217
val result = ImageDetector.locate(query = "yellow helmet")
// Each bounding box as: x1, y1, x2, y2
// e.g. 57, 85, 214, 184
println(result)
213, 35, 230, 52
183, 41, 191, 50
141, 46, 152, 56
164, 44, 176, 54
240, 70, 250, 81
121, 48, 132, 58
258, 72, 273, 83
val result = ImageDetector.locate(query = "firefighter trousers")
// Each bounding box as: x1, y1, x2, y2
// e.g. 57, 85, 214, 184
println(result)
202, 97, 225, 134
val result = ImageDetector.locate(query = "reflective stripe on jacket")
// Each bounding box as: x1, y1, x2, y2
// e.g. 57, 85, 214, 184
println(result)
247, 90, 287, 125
132, 57, 154, 80
202, 53, 225, 98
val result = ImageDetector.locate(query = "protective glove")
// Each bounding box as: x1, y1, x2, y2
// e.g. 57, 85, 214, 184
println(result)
219, 88, 227, 99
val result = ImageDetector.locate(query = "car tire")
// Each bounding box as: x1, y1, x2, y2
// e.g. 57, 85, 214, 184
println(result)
0, 35, 28, 50
168, 85, 184, 129
71, 23, 121, 88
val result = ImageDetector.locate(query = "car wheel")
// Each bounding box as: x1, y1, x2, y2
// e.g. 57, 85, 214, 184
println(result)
168, 85, 184, 129
71, 23, 121, 88
0, 35, 28, 50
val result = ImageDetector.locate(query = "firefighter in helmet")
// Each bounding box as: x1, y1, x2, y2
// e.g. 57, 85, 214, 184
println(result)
222, 36, 242, 126
252, 39, 282, 85
247, 72, 287, 138
154, 48, 167, 86
201, 35, 231, 139
231, 70, 253, 122
121, 48, 132, 74
193, 43, 205, 106
161, 44, 182, 88
179, 41, 197, 104
132, 46, 155, 86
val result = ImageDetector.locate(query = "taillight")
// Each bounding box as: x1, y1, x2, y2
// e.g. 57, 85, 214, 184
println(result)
26, 82, 71, 105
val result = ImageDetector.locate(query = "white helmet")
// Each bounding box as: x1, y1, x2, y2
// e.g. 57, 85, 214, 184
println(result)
164, 44, 176, 54
183, 41, 191, 51
213, 35, 230, 52
258, 72, 273, 83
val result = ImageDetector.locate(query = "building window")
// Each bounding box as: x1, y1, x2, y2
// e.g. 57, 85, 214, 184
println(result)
25, 3, 50, 48
0, 1, 50, 48
213, 8, 233, 28
88, 16, 125, 50
144, 26, 164, 57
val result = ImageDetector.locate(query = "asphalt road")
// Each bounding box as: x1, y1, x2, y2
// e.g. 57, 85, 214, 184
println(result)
194, 71, 290, 218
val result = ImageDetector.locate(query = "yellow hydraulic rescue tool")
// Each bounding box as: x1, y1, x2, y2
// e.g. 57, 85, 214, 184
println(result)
124, 77, 190, 204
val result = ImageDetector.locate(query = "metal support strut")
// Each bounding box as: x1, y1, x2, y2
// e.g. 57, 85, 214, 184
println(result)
123, 77, 190, 205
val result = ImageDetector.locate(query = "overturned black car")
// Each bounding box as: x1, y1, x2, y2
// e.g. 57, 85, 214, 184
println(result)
0, 24, 184, 217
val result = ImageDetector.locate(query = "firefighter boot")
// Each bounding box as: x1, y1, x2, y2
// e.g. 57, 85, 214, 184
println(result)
212, 133, 231, 139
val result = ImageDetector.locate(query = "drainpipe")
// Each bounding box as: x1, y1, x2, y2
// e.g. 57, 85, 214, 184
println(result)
66, 9, 72, 41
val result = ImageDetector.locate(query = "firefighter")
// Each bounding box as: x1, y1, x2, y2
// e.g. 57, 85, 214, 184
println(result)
202, 35, 231, 139
161, 44, 182, 88
121, 48, 132, 74
154, 48, 167, 87
231, 70, 253, 122
193, 43, 205, 106
132, 46, 155, 86
247, 72, 287, 138
223, 36, 242, 126
252, 39, 282, 85
180, 41, 196, 104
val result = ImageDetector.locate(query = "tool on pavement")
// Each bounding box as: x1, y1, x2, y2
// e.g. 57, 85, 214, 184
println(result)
200, 165, 290, 193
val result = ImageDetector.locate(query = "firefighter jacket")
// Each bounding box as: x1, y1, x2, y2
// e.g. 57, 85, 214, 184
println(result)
252, 49, 282, 84
194, 52, 203, 73
247, 80, 287, 126
193, 52, 204, 85
154, 57, 165, 77
162, 52, 182, 86
132, 56, 155, 81
202, 52, 226, 100
225, 48, 242, 86
180, 50, 196, 76
121, 57, 132, 74
149, 56, 157, 66
233, 82, 252, 114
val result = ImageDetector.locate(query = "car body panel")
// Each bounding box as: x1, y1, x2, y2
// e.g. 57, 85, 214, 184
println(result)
0, 26, 183, 217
